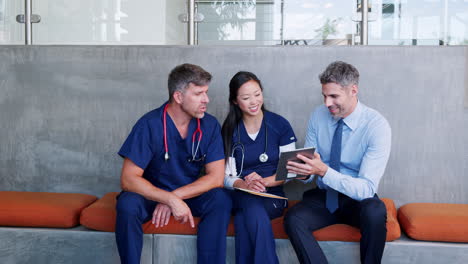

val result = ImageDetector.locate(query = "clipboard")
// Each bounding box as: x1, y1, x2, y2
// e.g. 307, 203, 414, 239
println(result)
275, 147, 315, 181
234, 187, 288, 200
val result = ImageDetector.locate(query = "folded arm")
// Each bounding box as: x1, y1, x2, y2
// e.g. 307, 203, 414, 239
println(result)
172, 159, 225, 200
120, 158, 194, 227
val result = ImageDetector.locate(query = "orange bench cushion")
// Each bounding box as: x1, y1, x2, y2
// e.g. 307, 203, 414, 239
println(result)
80, 192, 119, 232
81, 192, 400, 241
80, 192, 235, 235
0, 191, 97, 228
398, 203, 468, 242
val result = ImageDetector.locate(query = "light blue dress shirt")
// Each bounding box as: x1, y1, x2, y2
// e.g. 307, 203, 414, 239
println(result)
304, 101, 391, 201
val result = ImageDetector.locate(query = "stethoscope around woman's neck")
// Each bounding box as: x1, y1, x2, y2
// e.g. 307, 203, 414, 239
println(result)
230, 118, 268, 177
163, 104, 203, 162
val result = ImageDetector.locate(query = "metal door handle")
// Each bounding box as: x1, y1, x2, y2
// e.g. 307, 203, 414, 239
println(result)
16, 14, 41, 23
178, 13, 204, 23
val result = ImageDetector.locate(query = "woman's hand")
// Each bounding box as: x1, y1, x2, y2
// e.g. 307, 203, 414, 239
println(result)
246, 179, 266, 192
244, 172, 263, 185
233, 176, 266, 193
244, 172, 266, 192
262, 175, 284, 188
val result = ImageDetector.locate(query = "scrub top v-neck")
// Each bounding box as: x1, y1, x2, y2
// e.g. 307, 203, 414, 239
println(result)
231, 111, 296, 195
119, 102, 224, 192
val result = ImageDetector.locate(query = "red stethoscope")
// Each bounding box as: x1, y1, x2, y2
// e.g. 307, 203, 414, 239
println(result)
163, 104, 203, 162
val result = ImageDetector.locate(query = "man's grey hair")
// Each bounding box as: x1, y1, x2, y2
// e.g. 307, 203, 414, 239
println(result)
168, 63, 212, 102
319, 61, 359, 87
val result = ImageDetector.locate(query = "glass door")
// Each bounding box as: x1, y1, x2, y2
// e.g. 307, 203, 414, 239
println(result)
0, 0, 24, 44
32, 0, 187, 44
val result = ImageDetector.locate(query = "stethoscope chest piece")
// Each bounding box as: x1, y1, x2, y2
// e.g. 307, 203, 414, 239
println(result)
259, 153, 268, 163
232, 117, 269, 175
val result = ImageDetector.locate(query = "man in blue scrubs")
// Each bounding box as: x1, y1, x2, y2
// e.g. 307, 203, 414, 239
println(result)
285, 61, 391, 264
116, 63, 231, 264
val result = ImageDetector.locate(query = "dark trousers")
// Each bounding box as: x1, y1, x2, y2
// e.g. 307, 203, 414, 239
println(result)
284, 188, 387, 264
231, 191, 287, 264
115, 188, 232, 264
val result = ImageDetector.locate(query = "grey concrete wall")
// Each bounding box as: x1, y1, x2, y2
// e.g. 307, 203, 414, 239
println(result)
0, 46, 466, 206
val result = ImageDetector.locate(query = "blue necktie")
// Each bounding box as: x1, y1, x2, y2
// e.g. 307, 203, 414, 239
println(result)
326, 119, 343, 213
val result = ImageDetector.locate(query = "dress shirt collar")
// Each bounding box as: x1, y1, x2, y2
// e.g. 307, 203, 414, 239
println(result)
331, 100, 363, 131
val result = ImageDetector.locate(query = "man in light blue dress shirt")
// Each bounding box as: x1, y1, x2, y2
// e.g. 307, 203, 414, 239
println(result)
284, 61, 391, 264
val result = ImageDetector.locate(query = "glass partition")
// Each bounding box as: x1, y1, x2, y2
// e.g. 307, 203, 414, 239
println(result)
196, 0, 356, 45
196, 0, 467, 46
282, 0, 356, 45
1, 0, 466, 45
366, 0, 467, 45
445, 0, 467, 45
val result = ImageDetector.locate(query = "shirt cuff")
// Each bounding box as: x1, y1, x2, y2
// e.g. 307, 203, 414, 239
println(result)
279, 142, 296, 152
224, 175, 239, 190
224, 156, 239, 190
322, 167, 340, 189
296, 174, 315, 184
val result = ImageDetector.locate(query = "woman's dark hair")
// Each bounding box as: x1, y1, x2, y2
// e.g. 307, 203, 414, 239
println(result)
221, 71, 266, 160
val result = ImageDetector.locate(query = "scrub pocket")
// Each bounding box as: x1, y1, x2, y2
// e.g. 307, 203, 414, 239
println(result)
265, 198, 288, 220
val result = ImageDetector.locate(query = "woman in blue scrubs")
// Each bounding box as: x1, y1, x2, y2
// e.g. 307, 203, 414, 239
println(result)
221, 71, 297, 264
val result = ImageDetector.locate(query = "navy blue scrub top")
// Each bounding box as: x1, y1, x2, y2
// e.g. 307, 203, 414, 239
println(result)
119, 102, 224, 192
231, 111, 296, 195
